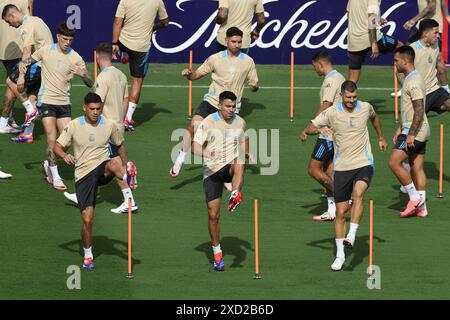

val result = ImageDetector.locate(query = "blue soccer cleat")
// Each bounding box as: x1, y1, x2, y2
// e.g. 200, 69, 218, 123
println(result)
82, 258, 94, 270
22, 108, 39, 128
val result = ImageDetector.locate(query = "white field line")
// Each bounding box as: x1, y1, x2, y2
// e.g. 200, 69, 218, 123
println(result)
0, 84, 393, 90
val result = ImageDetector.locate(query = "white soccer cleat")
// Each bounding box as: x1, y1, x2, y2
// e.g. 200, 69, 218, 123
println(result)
0, 124, 22, 134
64, 192, 78, 205
331, 256, 345, 271
224, 182, 233, 192
169, 160, 183, 177
390, 89, 402, 97
312, 211, 335, 222
0, 170, 12, 179
53, 178, 67, 191
343, 234, 356, 249
111, 201, 138, 214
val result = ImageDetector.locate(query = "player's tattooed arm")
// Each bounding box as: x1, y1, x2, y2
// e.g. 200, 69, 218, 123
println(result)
152, 18, 169, 33
28, 0, 33, 15
216, 7, 228, 24
436, 54, 448, 86
405, 0, 436, 29
117, 144, 129, 166
368, 13, 379, 59
71, 65, 94, 88
409, 98, 425, 137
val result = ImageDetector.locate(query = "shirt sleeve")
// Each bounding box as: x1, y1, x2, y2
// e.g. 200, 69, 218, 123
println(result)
158, 0, 169, 20
255, 0, 264, 13
94, 76, 108, 103
21, 23, 35, 48
368, 103, 376, 118
110, 123, 125, 146
57, 121, 74, 148
31, 46, 44, 62
321, 80, 338, 103
311, 108, 333, 129
247, 59, 259, 84
219, 0, 229, 8
115, 0, 126, 18
197, 56, 215, 76
409, 80, 425, 101
20, 0, 30, 15
193, 119, 209, 145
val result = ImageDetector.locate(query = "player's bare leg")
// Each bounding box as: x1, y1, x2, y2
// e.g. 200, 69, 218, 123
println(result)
332, 200, 350, 271
348, 69, 361, 84
124, 76, 144, 130
42, 117, 67, 190
106, 159, 138, 214
81, 206, 95, 269
0, 87, 21, 134
410, 153, 427, 217
207, 198, 224, 271
343, 180, 369, 249
309, 158, 335, 221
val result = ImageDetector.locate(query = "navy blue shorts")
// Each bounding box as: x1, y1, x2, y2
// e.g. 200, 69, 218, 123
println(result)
311, 138, 334, 162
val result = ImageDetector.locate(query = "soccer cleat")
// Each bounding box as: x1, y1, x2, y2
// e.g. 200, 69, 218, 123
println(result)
343, 234, 356, 249
213, 252, 225, 271
0, 170, 12, 179
22, 108, 39, 128
312, 211, 335, 222
110, 201, 138, 214
169, 160, 183, 177
228, 191, 242, 212
0, 124, 22, 134
10, 133, 33, 143
400, 198, 424, 218
64, 192, 78, 205
126, 161, 138, 189
82, 258, 94, 270
399, 185, 408, 194
331, 256, 345, 271
41, 160, 53, 184
53, 178, 67, 191
224, 182, 232, 192
124, 117, 135, 131
416, 208, 428, 217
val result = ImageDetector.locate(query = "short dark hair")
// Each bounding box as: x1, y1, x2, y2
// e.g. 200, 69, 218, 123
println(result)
312, 51, 332, 63
226, 27, 243, 38
419, 18, 440, 37
219, 91, 237, 103
84, 92, 102, 105
394, 45, 415, 63
57, 22, 76, 37
2, 4, 18, 19
95, 43, 112, 59
341, 80, 357, 93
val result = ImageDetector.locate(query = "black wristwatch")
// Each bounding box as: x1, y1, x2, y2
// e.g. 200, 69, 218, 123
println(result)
112, 42, 118, 45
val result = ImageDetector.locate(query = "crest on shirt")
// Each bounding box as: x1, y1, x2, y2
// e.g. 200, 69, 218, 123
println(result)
228, 65, 236, 75
428, 56, 433, 64
349, 117, 357, 127
89, 133, 95, 142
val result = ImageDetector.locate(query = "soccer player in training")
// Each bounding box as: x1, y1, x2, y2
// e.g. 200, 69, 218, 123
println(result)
21, 22, 93, 190
300, 81, 387, 271
54, 93, 138, 270
2, 3, 53, 140
403, 0, 443, 44
170, 27, 259, 178
307, 51, 345, 222
0, 0, 31, 134
64, 43, 137, 214
347, 0, 400, 83
389, 46, 429, 218
112, 0, 169, 131
192, 91, 248, 271
216, 0, 266, 54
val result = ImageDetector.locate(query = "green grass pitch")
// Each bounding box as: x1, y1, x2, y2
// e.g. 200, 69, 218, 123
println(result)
1, 62, 450, 299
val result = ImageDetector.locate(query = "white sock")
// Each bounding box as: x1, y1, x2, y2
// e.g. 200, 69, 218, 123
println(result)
121, 188, 135, 206
176, 150, 187, 164
83, 246, 93, 259
418, 190, 426, 210
404, 182, 420, 200
212, 244, 222, 255
23, 123, 34, 136
402, 162, 411, 173
327, 197, 336, 216
23, 99, 34, 114
49, 165, 62, 181
0, 117, 7, 127
335, 239, 345, 259
126, 102, 137, 120
347, 223, 359, 238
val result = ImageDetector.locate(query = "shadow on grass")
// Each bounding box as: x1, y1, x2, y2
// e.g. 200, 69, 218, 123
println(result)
59, 235, 141, 265
307, 235, 385, 271
239, 98, 266, 118
132, 102, 171, 128
195, 236, 253, 268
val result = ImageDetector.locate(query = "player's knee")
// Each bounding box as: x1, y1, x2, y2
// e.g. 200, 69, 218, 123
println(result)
352, 189, 365, 200
388, 157, 399, 171
81, 212, 94, 226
